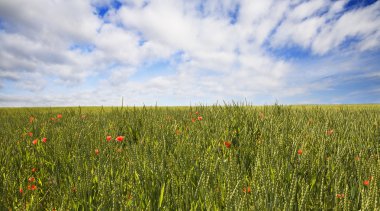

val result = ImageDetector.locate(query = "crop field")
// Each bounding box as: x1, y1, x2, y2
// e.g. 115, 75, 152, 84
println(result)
0, 104, 379, 210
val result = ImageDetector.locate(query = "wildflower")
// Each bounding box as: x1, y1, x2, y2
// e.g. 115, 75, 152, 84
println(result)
57, 114, 62, 119
326, 129, 334, 135
191, 118, 196, 123
243, 186, 251, 193
336, 194, 345, 199
19, 188, 23, 194
27, 185, 37, 190
106, 136, 112, 142
29, 116, 35, 123
28, 132, 33, 137
42, 137, 47, 143
297, 149, 303, 155
224, 141, 231, 149
95, 149, 100, 155
116, 136, 124, 142
32, 168, 37, 173
32, 139, 38, 145
28, 177, 35, 183
363, 180, 370, 186
195, 111, 199, 115
197, 116, 203, 121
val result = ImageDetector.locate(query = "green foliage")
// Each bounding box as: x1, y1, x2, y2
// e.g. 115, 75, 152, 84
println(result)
0, 104, 379, 210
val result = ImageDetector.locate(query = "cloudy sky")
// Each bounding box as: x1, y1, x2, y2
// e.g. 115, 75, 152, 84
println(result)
0, 0, 379, 106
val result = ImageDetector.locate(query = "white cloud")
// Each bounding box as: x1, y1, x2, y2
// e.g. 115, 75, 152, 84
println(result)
0, 0, 379, 106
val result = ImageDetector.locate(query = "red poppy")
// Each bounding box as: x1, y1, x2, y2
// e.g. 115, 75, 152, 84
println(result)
297, 149, 303, 155
326, 129, 334, 135
116, 136, 124, 142
243, 186, 251, 193
32, 168, 37, 173
95, 149, 100, 155
195, 111, 199, 115
28, 132, 33, 137
19, 188, 23, 194
28, 177, 35, 183
106, 136, 112, 142
224, 141, 231, 149
57, 114, 62, 119
42, 137, 47, 143
197, 116, 203, 121
363, 180, 370, 186
336, 193, 345, 199
27, 185, 37, 190
32, 139, 38, 145
191, 118, 196, 123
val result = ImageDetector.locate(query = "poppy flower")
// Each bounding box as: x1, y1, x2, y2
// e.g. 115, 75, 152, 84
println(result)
116, 136, 124, 142
191, 118, 196, 123
297, 149, 303, 155
326, 129, 334, 135
57, 114, 62, 119
336, 194, 345, 199
197, 116, 203, 121
42, 137, 47, 143
106, 136, 112, 142
27, 185, 37, 190
243, 186, 251, 193
28, 177, 35, 183
224, 141, 231, 149
32, 168, 37, 173
195, 111, 199, 115
363, 180, 370, 186
95, 149, 100, 155
19, 188, 23, 194
28, 132, 33, 137
32, 139, 38, 145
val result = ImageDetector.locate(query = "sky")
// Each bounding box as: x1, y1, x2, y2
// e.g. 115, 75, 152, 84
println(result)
0, 0, 379, 107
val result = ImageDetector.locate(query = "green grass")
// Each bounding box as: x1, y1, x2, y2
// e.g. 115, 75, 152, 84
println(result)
0, 104, 379, 210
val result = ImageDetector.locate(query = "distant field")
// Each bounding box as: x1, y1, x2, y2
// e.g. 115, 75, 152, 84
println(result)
0, 104, 379, 210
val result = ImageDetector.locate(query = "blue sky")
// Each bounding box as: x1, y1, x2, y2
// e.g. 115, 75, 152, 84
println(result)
0, 0, 379, 106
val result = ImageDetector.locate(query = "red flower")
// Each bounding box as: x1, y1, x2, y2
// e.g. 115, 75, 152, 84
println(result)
336, 193, 345, 199
116, 136, 124, 142
195, 111, 199, 115
95, 149, 100, 155
243, 186, 251, 193
297, 149, 303, 155
32, 139, 38, 145
42, 137, 47, 143
106, 136, 112, 142
363, 180, 370, 186
19, 188, 23, 194
224, 141, 231, 149
28, 177, 35, 183
32, 168, 37, 173
57, 114, 62, 119
27, 185, 37, 190
197, 116, 203, 121
28, 132, 33, 137
191, 118, 196, 123
326, 129, 334, 135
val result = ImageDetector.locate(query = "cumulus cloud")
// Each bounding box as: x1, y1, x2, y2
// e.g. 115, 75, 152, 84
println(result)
0, 0, 379, 106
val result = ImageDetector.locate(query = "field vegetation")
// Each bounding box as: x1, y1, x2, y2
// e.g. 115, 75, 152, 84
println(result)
0, 104, 379, 210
